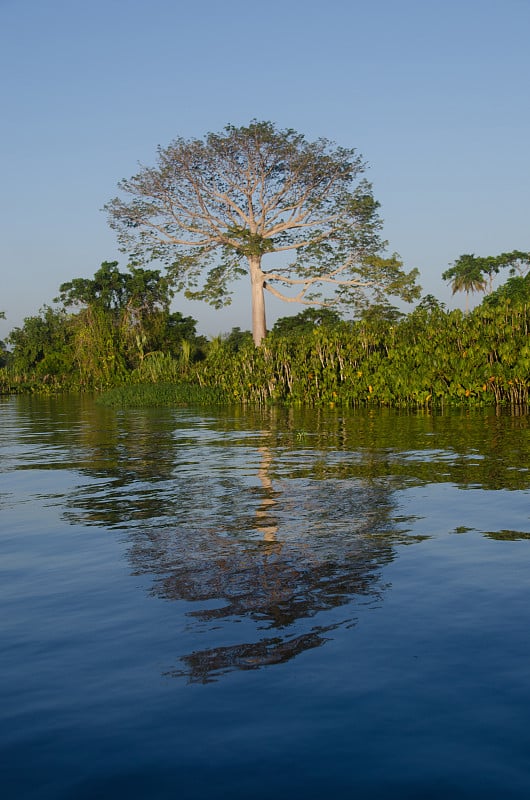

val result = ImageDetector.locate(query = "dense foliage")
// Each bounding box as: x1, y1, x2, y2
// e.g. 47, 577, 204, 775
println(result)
190, 296, 530, 407
0, 263, 206, 393
2, 262, 529, 408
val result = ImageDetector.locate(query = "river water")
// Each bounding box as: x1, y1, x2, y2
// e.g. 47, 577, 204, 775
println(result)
2, 395, 530, 799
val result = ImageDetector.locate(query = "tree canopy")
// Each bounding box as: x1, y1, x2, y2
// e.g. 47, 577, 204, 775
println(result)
443, 250, 530, 310
272, 307, 343, 337
56, 260, 173, 317
442, 254, 488, 311
106, 120, 420, 344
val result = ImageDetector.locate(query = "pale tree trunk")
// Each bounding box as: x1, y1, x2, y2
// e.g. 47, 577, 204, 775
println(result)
249, 255, 267, 346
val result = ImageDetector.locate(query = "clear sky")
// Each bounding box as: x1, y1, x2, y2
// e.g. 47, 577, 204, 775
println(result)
1, 0, 529, 340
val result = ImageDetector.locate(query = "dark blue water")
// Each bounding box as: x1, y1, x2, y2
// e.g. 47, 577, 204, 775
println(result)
2, 396, 530, 798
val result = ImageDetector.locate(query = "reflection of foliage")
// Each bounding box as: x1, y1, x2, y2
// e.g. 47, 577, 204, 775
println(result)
165, 629, 335, 684
119, 469, 399, 683
483, 530, 530, 541
48, 405, 411, 681
37, 402, 530, 683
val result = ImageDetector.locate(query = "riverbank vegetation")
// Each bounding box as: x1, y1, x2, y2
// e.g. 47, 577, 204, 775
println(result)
2, 262, 530, 408
2, 122, 528, 408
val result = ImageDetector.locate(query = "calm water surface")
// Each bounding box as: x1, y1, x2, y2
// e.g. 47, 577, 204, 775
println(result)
2, 395, 530, 799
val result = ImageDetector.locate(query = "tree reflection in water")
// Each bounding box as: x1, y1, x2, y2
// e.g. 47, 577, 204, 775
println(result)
44, 400, 530, 682
110, 423, 409, 683
148, 469, 399, 683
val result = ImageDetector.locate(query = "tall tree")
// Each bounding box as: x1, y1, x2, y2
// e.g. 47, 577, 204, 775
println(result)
442, 254, 488, 311
106, 121, 420, 345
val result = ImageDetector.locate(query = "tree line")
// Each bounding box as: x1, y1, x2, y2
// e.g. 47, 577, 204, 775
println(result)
2, 261, 530, 407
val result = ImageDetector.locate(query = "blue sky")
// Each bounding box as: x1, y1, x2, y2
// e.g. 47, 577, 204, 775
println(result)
1, 0, 529, 339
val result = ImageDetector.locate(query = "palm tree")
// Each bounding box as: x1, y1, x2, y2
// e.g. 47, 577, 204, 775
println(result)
442, 254, 487, 312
